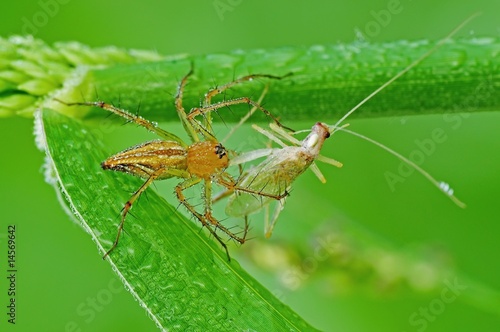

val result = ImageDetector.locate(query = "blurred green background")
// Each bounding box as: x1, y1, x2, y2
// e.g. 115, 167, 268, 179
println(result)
0, 0, 499, 331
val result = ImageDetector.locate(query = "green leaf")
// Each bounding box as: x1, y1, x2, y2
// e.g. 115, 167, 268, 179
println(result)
36, 108, 319, 331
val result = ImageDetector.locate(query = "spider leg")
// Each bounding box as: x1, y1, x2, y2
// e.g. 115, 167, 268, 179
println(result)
217, 176, 289, 201
102, 168, 165, 259
175, 177, 232, 261
203, 72, 292, 105
54, 99, 186, 146
221, 84, 269, 144
187, 72, 293, 135
188, 96, 293, 132
203, 178, 248, 245
174, 66, 200, 143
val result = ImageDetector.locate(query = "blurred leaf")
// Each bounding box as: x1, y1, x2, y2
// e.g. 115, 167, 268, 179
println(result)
0, 36, 171, 117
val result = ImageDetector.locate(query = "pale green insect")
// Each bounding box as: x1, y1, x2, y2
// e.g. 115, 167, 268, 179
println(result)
223, 122, 342, 237
220, 16, 474, 238
227, 123, 334, 217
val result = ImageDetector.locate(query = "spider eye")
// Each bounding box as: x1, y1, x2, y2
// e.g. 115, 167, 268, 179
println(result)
215, 143, 226, 159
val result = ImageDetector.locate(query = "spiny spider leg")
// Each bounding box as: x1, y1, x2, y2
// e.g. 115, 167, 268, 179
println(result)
54, 99, 186, 146
216, 177, 289, 201
175, 177, 232, 261
203, 73, 292, 105
186, 71, 293, 132
188, 96, 294, 132
102, 167, 167, 259
174, 66, 201, 143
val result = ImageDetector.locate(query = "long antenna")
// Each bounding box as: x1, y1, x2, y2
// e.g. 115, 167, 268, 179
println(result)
333, 13, 480, 128
334, 126, 466, 208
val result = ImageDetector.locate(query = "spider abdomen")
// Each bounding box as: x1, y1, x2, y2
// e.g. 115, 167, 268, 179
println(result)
101, 139, 187, 180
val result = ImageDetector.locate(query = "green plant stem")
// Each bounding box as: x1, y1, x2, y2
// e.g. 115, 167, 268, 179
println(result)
2, 36, 499, 120
54, 38, 500, 123
88, 38, 500, 123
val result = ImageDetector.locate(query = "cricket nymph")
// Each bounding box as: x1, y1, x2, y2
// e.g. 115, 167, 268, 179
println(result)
226, 122, 331, 219
101, 139, 229, 181
300, 122, 330, 155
